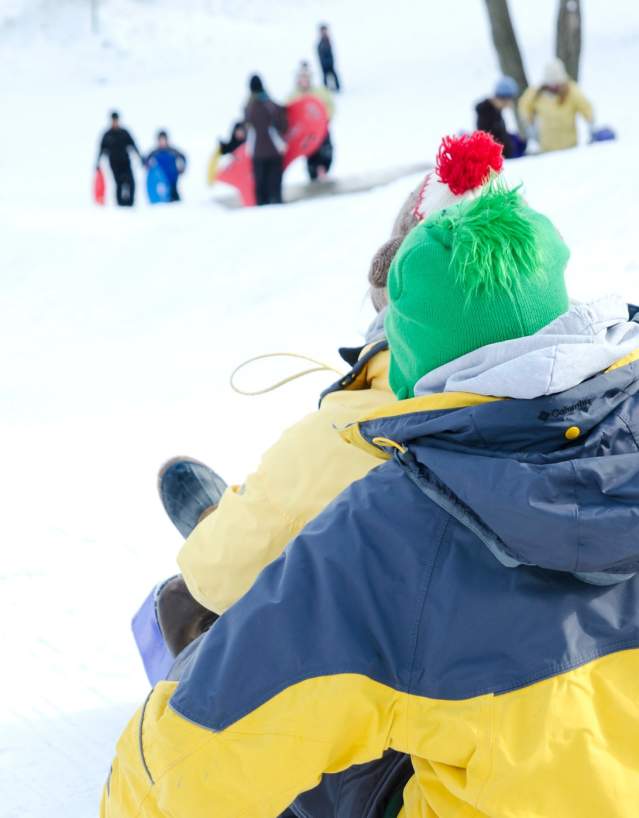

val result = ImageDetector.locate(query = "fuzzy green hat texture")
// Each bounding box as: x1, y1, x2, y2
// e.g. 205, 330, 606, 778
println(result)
384, 184, 570, 399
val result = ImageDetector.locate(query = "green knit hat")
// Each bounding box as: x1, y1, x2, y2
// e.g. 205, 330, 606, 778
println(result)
385, 184, 570, 399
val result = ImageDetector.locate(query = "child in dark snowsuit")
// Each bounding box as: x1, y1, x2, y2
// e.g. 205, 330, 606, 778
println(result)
475, 76, 523, 158
218, 121, 247, 155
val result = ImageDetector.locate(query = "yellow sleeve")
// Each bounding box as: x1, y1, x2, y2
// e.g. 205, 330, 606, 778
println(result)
518, 86, 537, 125
101, 676, 404, 818
316, 87, 335, 119
178, 465, 297, 614
570, 83, 594, 123
178, 401, 384, 614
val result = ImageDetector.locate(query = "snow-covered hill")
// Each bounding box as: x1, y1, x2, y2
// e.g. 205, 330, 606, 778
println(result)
1, 3, 639, 817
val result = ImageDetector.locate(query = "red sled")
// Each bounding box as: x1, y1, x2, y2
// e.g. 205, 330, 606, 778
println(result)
216, 95, 329, 207
93, 167, 106, 206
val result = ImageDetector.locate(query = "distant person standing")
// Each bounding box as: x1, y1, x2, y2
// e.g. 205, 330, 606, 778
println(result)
96, 111, 142, 207
295, 60, 314, 91
317, 24, 340, 91
475, 76, 522, 159
244, 74, 288, 206
145, 130, 187, 202
519, 58, 594, 152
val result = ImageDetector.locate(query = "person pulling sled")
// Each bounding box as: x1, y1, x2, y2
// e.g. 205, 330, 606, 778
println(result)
96, 110, 143, 207
145, 130, 187, 202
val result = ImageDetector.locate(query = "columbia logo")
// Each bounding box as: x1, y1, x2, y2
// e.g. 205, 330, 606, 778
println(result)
538, 399, 593, 422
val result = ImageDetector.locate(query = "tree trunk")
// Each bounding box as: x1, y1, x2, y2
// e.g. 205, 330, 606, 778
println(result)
483, 0, 529, 93
556, 0, 582, 81
91, 0, 100, 34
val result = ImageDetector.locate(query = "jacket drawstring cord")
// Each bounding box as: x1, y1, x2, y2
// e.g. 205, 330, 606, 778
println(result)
230, 352, 344, 396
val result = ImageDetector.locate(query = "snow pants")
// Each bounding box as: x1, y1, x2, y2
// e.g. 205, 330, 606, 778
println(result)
111, 163, 135, 207
321, 64, 341, 91
253, 156, 283, 205
307, 133, 334, 180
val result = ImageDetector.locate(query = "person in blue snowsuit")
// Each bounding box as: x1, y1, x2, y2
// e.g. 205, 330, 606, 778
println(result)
145, 130, 187, 202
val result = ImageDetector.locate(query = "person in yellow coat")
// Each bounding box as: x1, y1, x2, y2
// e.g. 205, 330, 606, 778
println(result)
166, 133, 507, 636
518, 57, 594, 152
153, 174, 413, 656
288, 60, 335, 180
177, 336, 393, 616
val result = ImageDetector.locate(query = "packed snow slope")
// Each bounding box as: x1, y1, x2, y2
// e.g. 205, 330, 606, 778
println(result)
1, 2, 638, 817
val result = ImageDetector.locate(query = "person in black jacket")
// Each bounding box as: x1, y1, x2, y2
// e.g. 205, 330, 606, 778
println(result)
317, 24, 341, 91
219, 121, 247, 156
244, 75, 288, 206
475, 76, 522, 159
96, 111, 143, 206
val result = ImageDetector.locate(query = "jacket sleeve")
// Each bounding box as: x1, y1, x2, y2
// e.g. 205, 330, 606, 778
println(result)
178, 468, 297, 614
126, 130, 142, 158
101, 462, 422, 818
97, 133, 108, 164
177, 403, 384, 614
571, 84, 594, 123
518, 86, 537, 125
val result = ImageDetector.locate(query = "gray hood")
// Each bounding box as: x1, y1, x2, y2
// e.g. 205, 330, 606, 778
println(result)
415, 296, 639, 399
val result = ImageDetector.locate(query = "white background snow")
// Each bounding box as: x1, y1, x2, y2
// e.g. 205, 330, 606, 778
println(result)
1, 1, 638, 815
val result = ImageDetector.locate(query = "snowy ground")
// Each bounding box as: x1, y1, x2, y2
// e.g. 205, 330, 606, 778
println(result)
1, 2, 639, 816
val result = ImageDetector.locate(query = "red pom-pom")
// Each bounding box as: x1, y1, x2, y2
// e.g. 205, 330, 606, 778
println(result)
436, 131, 504, 196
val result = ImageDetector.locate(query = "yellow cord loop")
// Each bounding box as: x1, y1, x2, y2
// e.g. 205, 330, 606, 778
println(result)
371, 436, 407, 454
230, 352, 344, 396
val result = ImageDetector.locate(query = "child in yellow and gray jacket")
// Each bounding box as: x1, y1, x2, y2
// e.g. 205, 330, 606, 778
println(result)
159, 134, 506, 634
519, 57, 594, 152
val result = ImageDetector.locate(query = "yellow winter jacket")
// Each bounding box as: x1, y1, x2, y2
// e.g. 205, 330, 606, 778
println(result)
287, 86, 335, 119
518, 81, 593, 152
178, 342, 394, 613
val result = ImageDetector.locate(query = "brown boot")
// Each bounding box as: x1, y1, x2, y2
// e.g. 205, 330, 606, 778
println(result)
156, 575, 218, 657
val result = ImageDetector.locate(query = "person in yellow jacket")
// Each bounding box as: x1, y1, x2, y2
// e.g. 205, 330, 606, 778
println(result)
161, 132, 506, 643
152, 166, 421, 658
518, 57, 594, 152
288, 60, 335, 180
178, 336, 393, 615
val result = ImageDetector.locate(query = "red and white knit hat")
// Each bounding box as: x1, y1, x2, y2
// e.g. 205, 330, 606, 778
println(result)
368, 131, 505, 312
412, 131, 505, 223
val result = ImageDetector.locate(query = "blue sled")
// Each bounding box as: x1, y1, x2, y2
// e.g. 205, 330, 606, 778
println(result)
146, 165, 172, 205
591, 126, 617, 143
132, 580, 175, 684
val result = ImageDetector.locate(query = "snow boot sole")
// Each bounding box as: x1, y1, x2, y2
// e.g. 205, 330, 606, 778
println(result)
158, 456, 228, 538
